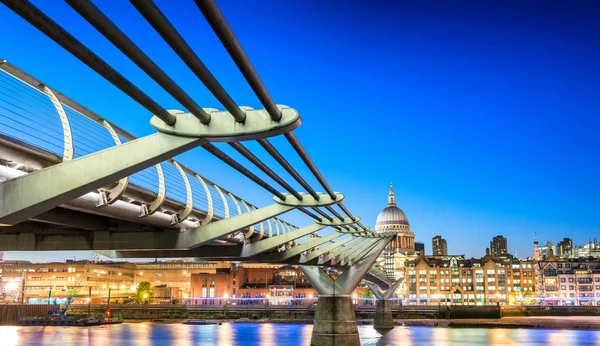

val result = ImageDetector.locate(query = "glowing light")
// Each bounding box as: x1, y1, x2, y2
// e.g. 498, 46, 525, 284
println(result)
224, 293, 229, 299
131, 285, 136, 290
118, 272, 122, 276
86, 298, 91, 302
143, 293, 148, 298
102, 284, 107, 289
5, 282, 18, 290
183, 271, 187, 275
183, 294, 188, 298
139, 272, 143, 275
308, 294, 313, 299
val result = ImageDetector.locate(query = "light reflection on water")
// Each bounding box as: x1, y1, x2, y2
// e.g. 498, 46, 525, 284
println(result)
3, 323, 600, 346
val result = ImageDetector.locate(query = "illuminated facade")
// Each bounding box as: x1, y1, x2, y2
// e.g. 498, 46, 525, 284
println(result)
0, 261, 367, 305
0, 260, 217, 304
404, 251, 536, 305
537, 251, 600, 305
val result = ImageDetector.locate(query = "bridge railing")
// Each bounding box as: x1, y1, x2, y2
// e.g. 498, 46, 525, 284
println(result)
0, 61, 296, 240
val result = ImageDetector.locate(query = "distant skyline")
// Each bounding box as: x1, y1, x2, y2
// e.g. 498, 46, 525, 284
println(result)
1, 0, 599, 262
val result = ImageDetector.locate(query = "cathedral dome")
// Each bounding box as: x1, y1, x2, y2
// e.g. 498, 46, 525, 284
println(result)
375, 183, 410, 232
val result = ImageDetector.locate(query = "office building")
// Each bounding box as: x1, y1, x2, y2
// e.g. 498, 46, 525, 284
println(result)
432, 236, 448, 256
490, 235, 508, 258
415, 242, 425, 256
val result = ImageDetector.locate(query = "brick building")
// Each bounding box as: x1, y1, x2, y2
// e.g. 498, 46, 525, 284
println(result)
404, 250, 536, 305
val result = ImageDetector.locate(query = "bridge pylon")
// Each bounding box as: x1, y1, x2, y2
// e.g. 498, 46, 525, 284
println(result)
365, 279, 402, 330
300, 237, 390, 346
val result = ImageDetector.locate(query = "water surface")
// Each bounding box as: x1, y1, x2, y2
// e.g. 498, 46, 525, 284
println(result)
1, 323, 600, 345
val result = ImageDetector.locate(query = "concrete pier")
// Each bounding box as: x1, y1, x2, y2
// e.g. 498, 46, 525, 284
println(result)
373, 299, 394, 329
310, 296, 360, 346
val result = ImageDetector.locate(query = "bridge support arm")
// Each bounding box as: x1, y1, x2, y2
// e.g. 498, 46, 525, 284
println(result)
175, 192, 340, 249
240, 223, 327, 257
0, 133, 204, 225
300, 235, 354, 263
299, 236, 391, 346
365, 279, 402, 330
318, 237, 364, 264
281, 232, 345, 261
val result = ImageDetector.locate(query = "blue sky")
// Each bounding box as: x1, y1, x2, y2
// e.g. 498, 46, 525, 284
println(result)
1, 0, 599, 262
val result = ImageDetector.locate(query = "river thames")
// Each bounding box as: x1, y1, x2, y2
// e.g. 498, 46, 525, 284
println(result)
1, 323, 600, 346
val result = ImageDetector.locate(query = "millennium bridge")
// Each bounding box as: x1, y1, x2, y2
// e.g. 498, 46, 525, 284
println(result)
0, 1, 399, 344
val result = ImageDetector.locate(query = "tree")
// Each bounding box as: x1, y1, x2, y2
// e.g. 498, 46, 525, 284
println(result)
361, 289, 375, 299
360, 289, 375, 305
67, 289, 80, 296
135, 281, 153, 303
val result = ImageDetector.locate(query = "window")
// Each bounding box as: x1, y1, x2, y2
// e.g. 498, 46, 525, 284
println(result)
561, 278, 566, 283
558, 264, 563, 268
561, 286, 566, 290
569, 278, 574, 283
487, 270, 495, 275
544, 269, 557, 277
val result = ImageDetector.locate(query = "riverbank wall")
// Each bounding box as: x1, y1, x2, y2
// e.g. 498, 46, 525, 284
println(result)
4, 304, 600, 325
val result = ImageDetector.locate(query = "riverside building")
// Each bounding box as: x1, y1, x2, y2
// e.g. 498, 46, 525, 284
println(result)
536, 250, 600, 305
403, 250, 536, 305
0, 260, 218, 304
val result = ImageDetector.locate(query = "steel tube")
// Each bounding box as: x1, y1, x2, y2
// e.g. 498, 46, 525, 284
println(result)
228, 142, 302, 200
257, 139, 319, 200
201, 143, 286, 200
195, 0, 281, 121
65, 0, 210, 124
338, 203, 357, 221
0, 0, 176, 126
284, 132, 336, 200
298, 207, 321, 221
311, 207, 333, 222
130, 0, 246, 122
325, 206, 344, 222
